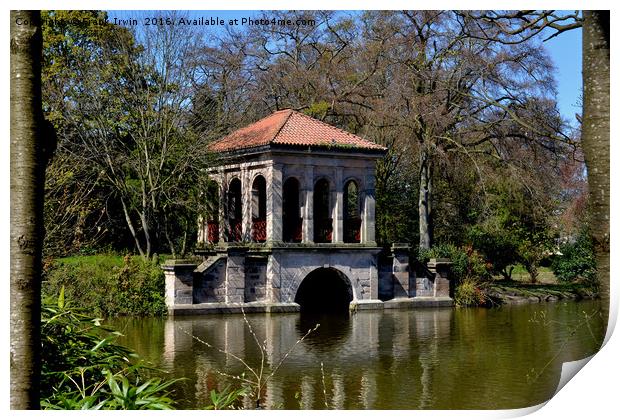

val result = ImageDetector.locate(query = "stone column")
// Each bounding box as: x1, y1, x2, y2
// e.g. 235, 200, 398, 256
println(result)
162, 261, 197, 306
266, 254, 281, 302
196, 215, 206, 245
225, 247, 247, 303
267, 163, 283, 242
427, 258, 452, 298
241, 167, 252, 241
219, 171, 227, 242
392, 244, 410, 298
369, 257, 379, 299
302, 165, 314, 243
333, 168, 344, 243
362, 168, 376, 244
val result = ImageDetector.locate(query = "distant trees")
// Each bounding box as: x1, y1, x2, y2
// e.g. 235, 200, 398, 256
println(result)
40, 10, 592, 282
42, 11, 215, 258
191, 11, 568, 257
458, 9, 609, 320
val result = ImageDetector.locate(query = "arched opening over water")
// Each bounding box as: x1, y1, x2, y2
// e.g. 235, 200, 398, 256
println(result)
226, 178, 242, 241
251, 175, 267, 242
313, 178, 332, 243
282, 177, 302, 243
204, 180, 220, 243
294, 268, 353, 314
343, 180, 361, 243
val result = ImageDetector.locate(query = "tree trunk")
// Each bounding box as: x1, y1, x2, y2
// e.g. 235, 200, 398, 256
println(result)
10, 10, 44, 409
582, 11, 610, 330
120, 197, 145, 258
418, 150, 433, 250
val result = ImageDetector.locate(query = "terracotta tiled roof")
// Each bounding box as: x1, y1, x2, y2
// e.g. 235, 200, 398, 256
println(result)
209, 109, 386, 153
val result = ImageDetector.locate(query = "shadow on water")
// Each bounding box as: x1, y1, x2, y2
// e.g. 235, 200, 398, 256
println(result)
296, 311, 351, 350
293, 267, 354, 349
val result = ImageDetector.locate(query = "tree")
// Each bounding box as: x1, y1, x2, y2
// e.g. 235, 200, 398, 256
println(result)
194, 11, 569, 256
10, 10, 46, 409
361, 11, 567, 251
41, 11, 131, 256
42, 11, 214, 259
459, 9, 610, 325
581, 11, 610, 324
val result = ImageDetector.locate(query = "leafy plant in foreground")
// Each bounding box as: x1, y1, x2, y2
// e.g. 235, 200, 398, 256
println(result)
41, 288, 180, 409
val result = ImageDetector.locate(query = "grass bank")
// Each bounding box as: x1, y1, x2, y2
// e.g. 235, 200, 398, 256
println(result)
43, 254, 167, 317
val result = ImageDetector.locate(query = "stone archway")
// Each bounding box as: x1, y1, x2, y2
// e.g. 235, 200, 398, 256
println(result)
294, 267, 353, 314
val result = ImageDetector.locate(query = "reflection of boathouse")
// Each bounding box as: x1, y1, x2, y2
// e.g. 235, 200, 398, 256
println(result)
164, 109, 452, 314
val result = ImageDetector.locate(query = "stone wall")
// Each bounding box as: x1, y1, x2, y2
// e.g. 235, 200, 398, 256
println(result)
270, 248, 381, 302
378, 254, 394, 300
194, 257, 227, 303
163, 263, 196, 306
245, 257, 268, 302
168, 245, 452, 311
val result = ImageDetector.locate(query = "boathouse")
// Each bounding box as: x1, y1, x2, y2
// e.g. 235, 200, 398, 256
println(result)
164, 109, 452, 315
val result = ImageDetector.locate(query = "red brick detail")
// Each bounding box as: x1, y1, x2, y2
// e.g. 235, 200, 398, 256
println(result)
252, 219, 267, 242
207, 221, 219, 243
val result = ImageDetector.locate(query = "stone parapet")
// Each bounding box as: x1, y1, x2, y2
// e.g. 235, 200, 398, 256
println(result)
162, 261, 199, 306
427, 258, 452, 298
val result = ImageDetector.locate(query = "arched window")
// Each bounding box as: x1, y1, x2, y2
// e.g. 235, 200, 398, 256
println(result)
227, 178, 242, 241
251, 175, 267, 242
343, 180, 361, 243
283, 177, 302, 242
313, 178, 332, 243
206, 180, 220, 243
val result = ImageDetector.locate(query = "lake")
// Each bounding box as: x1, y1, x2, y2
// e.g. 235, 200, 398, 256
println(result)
110, 300, 604, 409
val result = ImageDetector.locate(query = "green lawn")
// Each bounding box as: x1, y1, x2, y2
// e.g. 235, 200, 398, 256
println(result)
498, 264, 557, 284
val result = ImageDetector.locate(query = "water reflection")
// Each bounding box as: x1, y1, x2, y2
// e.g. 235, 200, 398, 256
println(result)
297, 312, 351, 350
112, 300, 603, 410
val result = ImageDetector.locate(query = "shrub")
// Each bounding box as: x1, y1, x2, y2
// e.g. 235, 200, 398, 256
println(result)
41, 290, 180, 409
418, 243, 491, 282
454, 277, 489, 307
551, 233, 597, 284
468, 226, 520, 280
43, 254, 167, 317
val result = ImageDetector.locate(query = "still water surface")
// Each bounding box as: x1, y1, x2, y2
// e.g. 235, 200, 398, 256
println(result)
110, 300, 603, 410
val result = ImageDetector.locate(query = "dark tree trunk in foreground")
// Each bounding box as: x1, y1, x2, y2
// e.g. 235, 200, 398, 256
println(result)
10, 10, 44, 409
582, 11, 610, 329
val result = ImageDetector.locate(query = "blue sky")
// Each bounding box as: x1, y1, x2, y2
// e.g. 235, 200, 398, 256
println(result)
544, 27, 582, 126
107, 9, 582, 126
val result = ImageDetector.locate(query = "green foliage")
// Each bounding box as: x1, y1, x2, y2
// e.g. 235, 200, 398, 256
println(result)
469, 176, 558, 283
551, 232, 597, 284
454, 277, 490, 307
419, 243, 491, 282
42, 10, 213, 259
468, 225, 520, 280
305, 101, 330, 118
375, 151, 419, 245
40, 291, 180, 409
204, 385, 248, 410
43, 254, 167, 317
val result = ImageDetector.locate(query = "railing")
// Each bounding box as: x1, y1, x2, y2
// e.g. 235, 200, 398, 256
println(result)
283, 217, 303, 243
228, 219, 242, 242
207, 221, 219, 243
314, 218, 333, 243
252, 219, 267, 242
344, 217, 362, 243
